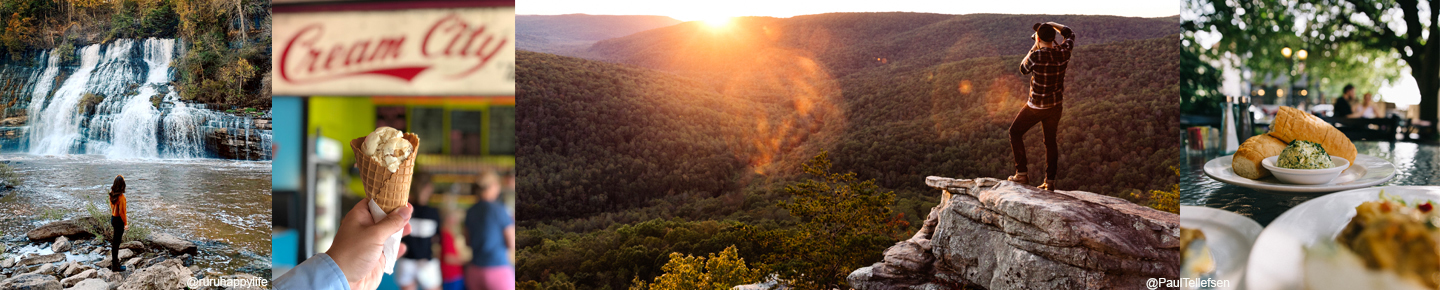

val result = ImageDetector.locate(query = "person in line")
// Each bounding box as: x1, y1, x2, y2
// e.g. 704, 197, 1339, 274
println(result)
440, 209, 467, 290
1334, 84, 1356, 118
399, 173, 444, 290
273, 199, 413, 290
1008, 21, 1074, 191
464, 172, 515, 290
108, 175, 127, 272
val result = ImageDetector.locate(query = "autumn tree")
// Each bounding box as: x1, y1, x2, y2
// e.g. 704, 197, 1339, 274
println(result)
630, 246, 762, 290
768, 151, 905, 290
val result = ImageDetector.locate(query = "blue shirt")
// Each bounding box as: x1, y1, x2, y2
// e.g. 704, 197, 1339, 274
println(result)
465, 201, 513, 267
273, 253, 349, 290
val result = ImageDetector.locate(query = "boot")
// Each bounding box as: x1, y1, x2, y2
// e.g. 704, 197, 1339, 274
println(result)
1007, 172, 1029, 184
1039, 179, 1056, 191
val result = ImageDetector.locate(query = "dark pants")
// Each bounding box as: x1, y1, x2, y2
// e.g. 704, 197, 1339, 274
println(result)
1009, 105, 1063, 180
110, 216, 124, 271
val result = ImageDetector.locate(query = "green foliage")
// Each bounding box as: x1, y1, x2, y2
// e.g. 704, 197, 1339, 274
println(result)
1180, 33, 1221, 116
519, 273, 578, 290
39, 208, 63, 220
631, 246, 762, 290
81, 200, 149, 243
0, 163, 20, 186
768, 152, 901, 289
1183, 0, 1429, 119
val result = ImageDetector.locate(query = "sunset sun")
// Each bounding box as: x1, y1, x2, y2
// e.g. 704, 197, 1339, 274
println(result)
700, 16, 732, 28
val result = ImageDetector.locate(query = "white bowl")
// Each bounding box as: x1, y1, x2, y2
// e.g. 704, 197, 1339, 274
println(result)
1261, 155, 1350, 185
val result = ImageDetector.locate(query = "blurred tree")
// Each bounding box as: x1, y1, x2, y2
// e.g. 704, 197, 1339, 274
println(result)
1185, 0, 1433, 127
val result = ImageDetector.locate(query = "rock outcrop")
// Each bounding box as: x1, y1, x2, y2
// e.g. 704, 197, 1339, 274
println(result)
145, 233, 197, 255
116, 259, 191, 290
848, 177, 1179, 290
205, 126, 271, 160
26, 218, 99, 241
0, 273, 61, 290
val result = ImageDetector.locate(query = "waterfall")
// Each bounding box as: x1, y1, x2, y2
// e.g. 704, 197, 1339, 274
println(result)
29, 43, 109, 155
101, 39, 172, 158
18, 38, 272, 160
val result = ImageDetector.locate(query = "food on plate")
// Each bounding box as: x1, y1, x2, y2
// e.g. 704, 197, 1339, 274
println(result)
1332, 192, 1440, 289
1277, 140, 1335, 169
1230, 106, 1356, 179
1268, 106, 1357, 167
1304, 241, 1430, 290
350, 127, 420, 213
1232, 134, 1287, 179
1181, 227, 1215, 279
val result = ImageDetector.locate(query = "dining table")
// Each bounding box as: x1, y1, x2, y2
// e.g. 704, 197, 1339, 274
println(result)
1182, 140, 1440, 226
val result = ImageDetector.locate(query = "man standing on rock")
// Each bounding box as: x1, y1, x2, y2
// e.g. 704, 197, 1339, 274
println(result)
1008, 21, 1073, 191
108, 175, 128, 272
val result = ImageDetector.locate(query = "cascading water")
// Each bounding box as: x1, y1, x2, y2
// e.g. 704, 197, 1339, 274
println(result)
18, 38, 271, 159
29, 43, 107, 155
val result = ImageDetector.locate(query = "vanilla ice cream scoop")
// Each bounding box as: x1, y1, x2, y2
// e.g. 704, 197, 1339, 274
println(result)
362, 127, 414, 173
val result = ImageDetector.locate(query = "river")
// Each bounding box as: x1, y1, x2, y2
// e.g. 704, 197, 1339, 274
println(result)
0, 154, 271, 277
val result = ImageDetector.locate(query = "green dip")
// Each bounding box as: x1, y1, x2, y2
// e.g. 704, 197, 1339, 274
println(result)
1277, 140, 1335, 169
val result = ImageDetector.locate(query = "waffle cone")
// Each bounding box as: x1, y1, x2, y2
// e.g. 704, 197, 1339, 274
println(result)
351, 133, 420, 213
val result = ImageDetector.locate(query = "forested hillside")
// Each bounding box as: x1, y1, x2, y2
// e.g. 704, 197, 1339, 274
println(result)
588, 13, 1179, 78
517, 14, 681, 57
516, 12, 1180, 290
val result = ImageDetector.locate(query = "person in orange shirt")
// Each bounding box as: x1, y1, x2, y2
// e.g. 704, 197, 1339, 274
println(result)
108, 175, 128, 272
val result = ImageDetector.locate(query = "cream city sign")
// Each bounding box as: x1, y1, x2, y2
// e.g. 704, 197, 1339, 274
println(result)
273, 7, 515, 96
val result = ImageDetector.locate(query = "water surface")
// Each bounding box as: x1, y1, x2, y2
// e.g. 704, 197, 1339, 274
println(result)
0, 154, 270, 276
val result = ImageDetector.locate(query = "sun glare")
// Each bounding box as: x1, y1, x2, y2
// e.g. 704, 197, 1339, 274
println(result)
701, 16, 732, 28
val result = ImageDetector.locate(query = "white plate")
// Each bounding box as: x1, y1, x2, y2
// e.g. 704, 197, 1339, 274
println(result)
1181, 206, 1262, 289
1202, 154, 1395, 193
1246, 186, 1440, 290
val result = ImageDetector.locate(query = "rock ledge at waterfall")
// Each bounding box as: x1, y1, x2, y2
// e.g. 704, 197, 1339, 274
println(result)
847, 177, 1179, 290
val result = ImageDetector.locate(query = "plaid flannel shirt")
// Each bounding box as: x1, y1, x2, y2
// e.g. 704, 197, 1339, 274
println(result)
1019, 25, 1074, 109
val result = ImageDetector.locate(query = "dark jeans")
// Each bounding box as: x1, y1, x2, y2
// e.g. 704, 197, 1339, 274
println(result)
1009, 105, 1063, 180
110, 216, 124, 271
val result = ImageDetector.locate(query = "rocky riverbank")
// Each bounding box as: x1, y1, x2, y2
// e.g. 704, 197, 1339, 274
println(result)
0, 218, 262, 290
848, 177, 1180, 290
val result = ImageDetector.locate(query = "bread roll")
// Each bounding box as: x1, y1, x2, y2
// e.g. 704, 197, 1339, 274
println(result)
1233, 134, 1287, 179
1269, 106, 1357, 167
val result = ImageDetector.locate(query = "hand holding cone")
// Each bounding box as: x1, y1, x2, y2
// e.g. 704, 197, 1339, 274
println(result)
351, 130, 420, 213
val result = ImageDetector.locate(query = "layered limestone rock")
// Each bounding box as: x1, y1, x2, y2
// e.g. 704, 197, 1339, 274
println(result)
849, 177, 1179, 290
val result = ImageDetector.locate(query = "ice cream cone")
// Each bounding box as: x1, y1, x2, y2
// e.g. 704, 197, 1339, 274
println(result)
351, 133, 420, 213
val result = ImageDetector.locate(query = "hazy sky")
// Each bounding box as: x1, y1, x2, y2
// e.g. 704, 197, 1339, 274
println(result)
518, 0, 1181, 22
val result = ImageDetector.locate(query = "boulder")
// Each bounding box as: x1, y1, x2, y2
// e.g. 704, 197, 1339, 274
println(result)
145, 233, 197, 255
17, 253, 63, 267
116, 259, 191, 290
848, 177, 1180, 290
0, 273, 61, 290
2, 256, 16, 268
63, 279, 107, 290
27, 263, 54, 275
117, 249, 134, 260
62, 264, 90, 277
51, 236, 70, 253
122, 258, 141, 269
59, 269, 96, 288
119, 241, 143, 250
26, 217, 99, 241
55, 262, 72, 277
